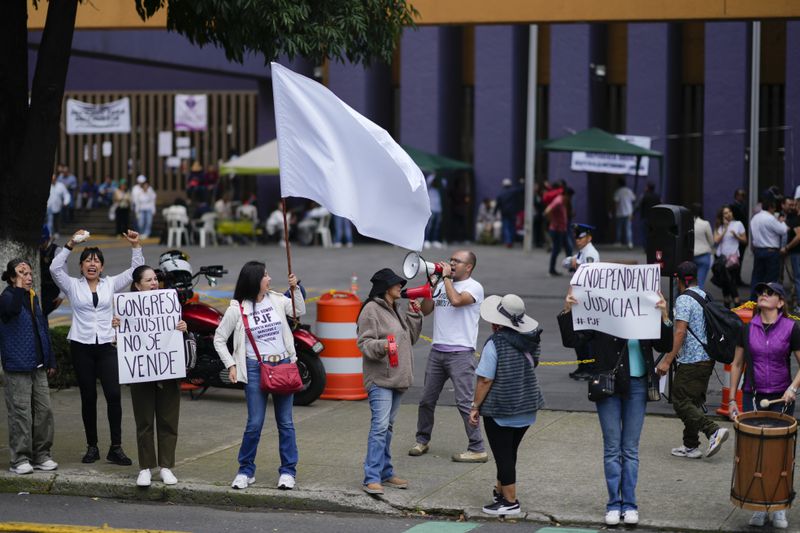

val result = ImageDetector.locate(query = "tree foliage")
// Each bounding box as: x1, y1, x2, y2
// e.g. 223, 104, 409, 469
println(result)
135, 0, 416, 65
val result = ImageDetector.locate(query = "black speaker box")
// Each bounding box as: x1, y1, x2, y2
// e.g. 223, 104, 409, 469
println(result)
646, 204, 694, 277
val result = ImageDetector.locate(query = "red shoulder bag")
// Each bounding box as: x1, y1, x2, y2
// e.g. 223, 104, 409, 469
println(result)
240, 303, 303, 394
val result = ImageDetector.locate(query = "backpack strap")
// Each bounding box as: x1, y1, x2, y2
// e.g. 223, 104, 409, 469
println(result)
680, 289, 710, 353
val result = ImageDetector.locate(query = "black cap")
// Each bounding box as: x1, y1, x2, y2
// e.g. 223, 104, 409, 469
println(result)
369, 268, 407, 296
573, 223, 594, 239
754, 282, 786, 299
675, 261, 697, 282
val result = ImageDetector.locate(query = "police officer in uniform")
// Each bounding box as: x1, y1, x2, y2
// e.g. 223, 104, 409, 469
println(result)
565, 224, 600, 380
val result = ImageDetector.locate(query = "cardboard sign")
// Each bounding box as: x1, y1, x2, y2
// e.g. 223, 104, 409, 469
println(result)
115, 289, 185, 384
570, 262, 661, 339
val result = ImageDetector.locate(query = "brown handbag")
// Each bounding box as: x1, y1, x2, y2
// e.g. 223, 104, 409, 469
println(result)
240, 304, 303, 394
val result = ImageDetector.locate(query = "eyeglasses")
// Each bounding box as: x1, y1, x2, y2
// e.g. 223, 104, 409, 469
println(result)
449, 257, 467, 265
758, 288, 777, 297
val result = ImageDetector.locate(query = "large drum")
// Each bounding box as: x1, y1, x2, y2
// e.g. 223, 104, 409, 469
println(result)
731, 411, 797, 511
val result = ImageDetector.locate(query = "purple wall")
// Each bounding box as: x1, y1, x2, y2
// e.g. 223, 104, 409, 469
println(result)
548, 24, 593, 229
399, 26, 462, 157
786, 22, 800, 197
473, 25, 527, 209
703, 22, 749, 212
327, 61, 392, 129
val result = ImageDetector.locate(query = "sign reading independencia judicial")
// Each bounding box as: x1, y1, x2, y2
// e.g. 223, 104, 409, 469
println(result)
114, 289, 185, 384
570, 262, 662, 339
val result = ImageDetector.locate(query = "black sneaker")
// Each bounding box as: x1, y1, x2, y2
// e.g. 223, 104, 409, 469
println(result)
492, 488, 502, 503
482, 497, 521, 516
106, 446, 132, 466
81, 446, 100, 464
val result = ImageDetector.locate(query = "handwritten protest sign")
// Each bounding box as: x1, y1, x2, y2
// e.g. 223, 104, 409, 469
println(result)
570, 263, 661, 339
114, 289, 185, 384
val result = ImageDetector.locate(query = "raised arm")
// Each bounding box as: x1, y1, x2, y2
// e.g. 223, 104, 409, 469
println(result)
110, 237, 144, 293
49, 245, 75, 296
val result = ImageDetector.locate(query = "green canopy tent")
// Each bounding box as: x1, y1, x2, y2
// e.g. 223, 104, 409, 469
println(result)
539, 127, 664, 193
402, 145, 472, 173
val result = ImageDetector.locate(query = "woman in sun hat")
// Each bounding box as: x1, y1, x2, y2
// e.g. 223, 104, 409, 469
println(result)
468, 293, 543, 516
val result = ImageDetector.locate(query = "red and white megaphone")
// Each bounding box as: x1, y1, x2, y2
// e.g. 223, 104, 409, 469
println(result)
402, 251, 442, 279
401, 283, 433, 300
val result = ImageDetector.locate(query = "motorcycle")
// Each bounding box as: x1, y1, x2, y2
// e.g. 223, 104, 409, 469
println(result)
157, 250, 327, 406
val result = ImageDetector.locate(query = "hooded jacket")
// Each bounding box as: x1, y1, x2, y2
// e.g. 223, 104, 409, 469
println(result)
357, 297, 423, 392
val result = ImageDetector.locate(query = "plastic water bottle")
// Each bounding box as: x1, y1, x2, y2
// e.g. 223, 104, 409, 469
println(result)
350, 273, 358, 294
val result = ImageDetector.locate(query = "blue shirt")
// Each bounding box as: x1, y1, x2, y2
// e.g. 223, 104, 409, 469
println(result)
628, 339, 645, 377
674, 286, 710, 364
476, 340, 537, 427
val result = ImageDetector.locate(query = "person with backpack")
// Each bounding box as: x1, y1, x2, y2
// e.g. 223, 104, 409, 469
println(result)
727, 281, 800, 529
655, 261, 729, 459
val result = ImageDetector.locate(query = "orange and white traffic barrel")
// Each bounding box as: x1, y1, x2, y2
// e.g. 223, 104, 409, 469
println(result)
716, 306, 753, 416
315, 292, 367, 400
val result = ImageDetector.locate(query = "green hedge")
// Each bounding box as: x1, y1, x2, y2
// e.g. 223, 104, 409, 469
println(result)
48, 325, 76, 389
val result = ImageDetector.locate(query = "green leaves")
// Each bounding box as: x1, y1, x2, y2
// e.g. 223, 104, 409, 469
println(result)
133, 0, 417, 65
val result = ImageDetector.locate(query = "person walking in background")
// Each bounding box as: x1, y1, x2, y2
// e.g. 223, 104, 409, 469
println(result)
50, 230, 143, 466
713, 205, 747, 308
691, 203, 715, 290
470, 294, 543, 516
560, 287, 672, 526
133, 177, 157, 239
637, 182, 660, 249
0, 259, 58, 475
544, 187, 573, 276
213, 261, 305, 491
613, 178, 636, 249
727, 281, 799, 529
332, 215, 354, 248
113, 265, 187, 488
56, 164, 77, 224
112, 180, 132, 236
47, 174, 70, 238
357, 268, 423, 495
730, 188, 749, 286
496, 178, 522, 248
533, 183, 545, 248
749, 196, 788, 301
424, 173, 444, 249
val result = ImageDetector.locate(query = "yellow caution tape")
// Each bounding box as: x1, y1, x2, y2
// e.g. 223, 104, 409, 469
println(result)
0, 524, 188, 533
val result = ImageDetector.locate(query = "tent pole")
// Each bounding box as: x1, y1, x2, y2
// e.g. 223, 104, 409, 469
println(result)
633, 155, 641, 193
748, 21, 761, 218
281, 198, 297, 321
523, 24, 539, 253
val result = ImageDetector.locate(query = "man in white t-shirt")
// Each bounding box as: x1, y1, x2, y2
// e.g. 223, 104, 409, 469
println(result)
409, 250, 487, 462
613, 178, 636, 249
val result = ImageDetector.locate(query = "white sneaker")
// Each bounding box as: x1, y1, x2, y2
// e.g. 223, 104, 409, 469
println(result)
277, 473, 295, 490
749, 511, 767, 526
160, 467, 177, 485
771, 510, 789, 529
333, 242, 343, 248
10, 462, 33, 475
231, 473, 255, 489
623, 510, 639, 524
33, 459, 58, 471
432, 241, 443, 249
671, 445, 702, 458
706, 427, 729, 457
136, 469, 151, 487
605, 510, 621, 525
423, 241, 431, 249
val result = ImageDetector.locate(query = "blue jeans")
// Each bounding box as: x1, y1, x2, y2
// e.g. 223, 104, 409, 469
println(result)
425, 211, 442, 243
616, 216, 632, 246
694, 253, 711, 290
137, 209, 154, 237
501, 215, 516, 246
333, 215, 353, 245
548, 230, 572, 273
238, 359, 298, 478
750, 248, 781, 300
596, 376, 647, 512
364, 384, 402, 485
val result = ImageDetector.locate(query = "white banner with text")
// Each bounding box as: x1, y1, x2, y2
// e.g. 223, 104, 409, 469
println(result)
66, 98, 131, 135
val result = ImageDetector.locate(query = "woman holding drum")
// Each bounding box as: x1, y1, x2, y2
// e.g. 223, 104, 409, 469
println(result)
728, 281, 800, 529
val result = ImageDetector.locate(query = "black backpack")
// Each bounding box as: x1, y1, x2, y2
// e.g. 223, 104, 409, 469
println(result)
681, 290, 741, 364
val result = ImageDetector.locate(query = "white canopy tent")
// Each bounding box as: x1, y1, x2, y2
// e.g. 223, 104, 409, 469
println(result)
219, 139, 279, 175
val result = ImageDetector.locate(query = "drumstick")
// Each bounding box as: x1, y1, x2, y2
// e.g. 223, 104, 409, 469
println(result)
759, 398, 786, 409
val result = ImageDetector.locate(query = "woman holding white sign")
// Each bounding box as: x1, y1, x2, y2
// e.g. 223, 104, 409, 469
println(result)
50, 229, 144, 466
558, 288, 672, 526
213, 261, 305, 491
113, 265, 187, 487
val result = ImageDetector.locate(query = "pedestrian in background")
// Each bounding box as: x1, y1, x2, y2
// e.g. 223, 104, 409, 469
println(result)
730, 188, 749, 286
563, 224, 600, 380
49, 230, 143, 466
113, 265, 187, 488
637, 182, 660, 249
424, 173, 444, 249
749, 196, 788, 300
691, 203, 714, 289
713, 205, 747, 308
133, 176, 157, 239
544, 187, 573, 276
613, 178, 635, 249
46, 174, 70, 238
213, 261, 305, 491
0, 259, 58, 475
357, 268, 423, 495
496, 178, 522, 248
113, 180, 132, 236
470, 294, 543, 516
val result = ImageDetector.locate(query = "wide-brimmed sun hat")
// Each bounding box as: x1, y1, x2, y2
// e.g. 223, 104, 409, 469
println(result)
480, 294, 538, 333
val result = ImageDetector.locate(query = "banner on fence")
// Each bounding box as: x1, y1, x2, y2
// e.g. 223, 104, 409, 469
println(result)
66, 98, 131, 135
570, 262, 662, 339
175, 94, 208, 131
114, 289, 185, 384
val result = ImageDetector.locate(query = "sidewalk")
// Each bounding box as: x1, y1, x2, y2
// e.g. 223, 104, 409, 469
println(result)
0, 385, 784, 532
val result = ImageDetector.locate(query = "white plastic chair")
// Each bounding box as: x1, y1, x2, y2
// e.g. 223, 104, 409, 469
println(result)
165, 209, 190, 248
315, 213, 332, 248
236, 204, 258, 222
198, 213, 218, 248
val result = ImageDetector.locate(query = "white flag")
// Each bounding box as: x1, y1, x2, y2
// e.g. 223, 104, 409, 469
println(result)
271, 62, 431, 251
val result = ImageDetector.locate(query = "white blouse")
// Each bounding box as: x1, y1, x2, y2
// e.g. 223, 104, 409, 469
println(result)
50, 246, 145, 344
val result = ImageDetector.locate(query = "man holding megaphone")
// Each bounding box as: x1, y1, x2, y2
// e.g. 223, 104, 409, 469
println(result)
408, 250, 488, 463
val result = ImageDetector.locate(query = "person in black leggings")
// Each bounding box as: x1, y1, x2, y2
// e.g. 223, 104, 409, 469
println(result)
50, 229, 144, 465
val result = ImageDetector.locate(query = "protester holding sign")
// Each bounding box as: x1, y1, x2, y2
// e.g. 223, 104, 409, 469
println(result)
113, 266, 187, 488
213, 261, 305, 491
50, 229, 144, 466
559, 285, 672, 526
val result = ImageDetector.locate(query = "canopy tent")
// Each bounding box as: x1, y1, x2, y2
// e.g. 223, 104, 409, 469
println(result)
402, 145, 472, 173
219, 139, 280, 175
539, 127, 664, 192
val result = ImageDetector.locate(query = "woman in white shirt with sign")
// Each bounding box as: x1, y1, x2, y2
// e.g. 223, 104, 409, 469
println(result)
113, 265, 187, 487
213, 261, 305, 491
50, 229, 144, 466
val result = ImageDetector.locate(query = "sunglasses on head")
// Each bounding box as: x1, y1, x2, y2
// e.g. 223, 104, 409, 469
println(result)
758, 288, 778, 297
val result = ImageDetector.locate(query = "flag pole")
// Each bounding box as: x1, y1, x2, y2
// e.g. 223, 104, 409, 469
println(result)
281, 198, 297, 321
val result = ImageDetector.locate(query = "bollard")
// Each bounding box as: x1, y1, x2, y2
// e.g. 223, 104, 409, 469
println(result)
315, 291, 367, 400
